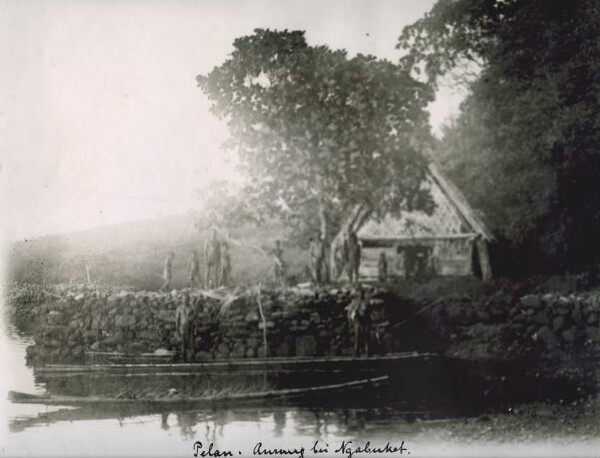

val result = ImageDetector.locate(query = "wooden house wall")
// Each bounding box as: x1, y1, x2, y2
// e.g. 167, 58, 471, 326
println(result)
359, 238, 474, 279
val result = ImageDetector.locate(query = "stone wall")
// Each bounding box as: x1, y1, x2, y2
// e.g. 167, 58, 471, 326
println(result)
423, 290, 600, 361
8, 283, 599, 366
510, 293, 600, 347
13, 284, 428, 365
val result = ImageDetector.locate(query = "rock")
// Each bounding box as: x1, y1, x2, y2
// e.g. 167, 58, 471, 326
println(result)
552, 316, 566, 332
477, 310, 491, 323
509, 322, 525, 332
258, 321, 275, 330
195, 351, 212, 361
446, 304, 464, 322
508, 306, 520, 318
246, 337, 260, 349
571, 307, 583, 325
535, 326, 560, 348
230, 344, 245, 358
520, 295, 542, 309
531, 312, 546, 325
318, 330, 333, 339
561, 327, 576, 343
157, 310, 173, 322
275, 342, 291, 357
296, 335, 317, 357
585, 326, 600, 342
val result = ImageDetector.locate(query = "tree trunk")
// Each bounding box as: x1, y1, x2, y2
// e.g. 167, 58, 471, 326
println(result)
329, 203, 372, 281
318, 196, 331, 283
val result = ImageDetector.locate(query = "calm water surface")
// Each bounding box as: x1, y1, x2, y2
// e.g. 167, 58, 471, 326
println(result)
1, 318, 598, 457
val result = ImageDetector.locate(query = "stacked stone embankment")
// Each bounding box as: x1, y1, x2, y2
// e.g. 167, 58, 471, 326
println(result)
8, 283, 599, 366
423, 290, 600, 361
10, 284, 424, 365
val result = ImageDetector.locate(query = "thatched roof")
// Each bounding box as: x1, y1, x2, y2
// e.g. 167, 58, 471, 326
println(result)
358, 157, 494, 242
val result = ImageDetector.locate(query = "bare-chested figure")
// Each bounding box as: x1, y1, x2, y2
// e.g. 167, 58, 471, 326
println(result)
309, 236, 326, 286
346, 286, 371, 356
378, 251, 388, 283
204, 229, 221, 289
273, 240, 285, 287
345, 230, 361, 283
189, 250, 201, 288
159, 252, 175, 292
220, 241, 231, 287
175, 295, 194, 362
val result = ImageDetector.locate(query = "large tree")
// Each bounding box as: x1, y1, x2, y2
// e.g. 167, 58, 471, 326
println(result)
198, 29, 435, 275
398, 0, 600, 277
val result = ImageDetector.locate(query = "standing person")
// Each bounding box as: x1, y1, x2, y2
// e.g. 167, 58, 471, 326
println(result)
309, 236, 325, 286
204, 228, 221, 289
175, 295, 194, 362
220, 241, 231, 287
159, 252, 175, 292
346, 230, 361, 283
378, 251, 388, 283
189, 250, 201, 288
273, 240, 286, 287
346, 286, 371, 356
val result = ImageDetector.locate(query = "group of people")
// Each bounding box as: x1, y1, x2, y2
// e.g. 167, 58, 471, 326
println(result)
159, 230, 290, 292
309, 229, 362, 285
159, 229, 232, 292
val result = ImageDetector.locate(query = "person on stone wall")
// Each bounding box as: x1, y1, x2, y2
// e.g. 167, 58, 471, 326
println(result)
273, 239, 286, 287
345, 230, 361, 283
189, 250, 201, 288
159, 252, 175, 292
175, 294, 194, 362
219, 241, 231, 287
378, 251, 388, 283
346, 286, 371, 356
309, 236, 325, 285
204, 228, 221, 289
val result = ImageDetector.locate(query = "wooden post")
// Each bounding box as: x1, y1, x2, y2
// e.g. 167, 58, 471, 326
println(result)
476, 239, 493, 281
85, 263, 91, 284
256, 283, 268, 358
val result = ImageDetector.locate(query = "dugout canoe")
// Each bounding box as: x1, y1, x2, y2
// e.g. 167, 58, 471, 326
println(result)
8, 375, 389, 406
33, 352, 448, 377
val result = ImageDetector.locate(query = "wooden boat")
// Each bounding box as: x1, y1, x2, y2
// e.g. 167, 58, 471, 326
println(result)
85, 350, 175, 364
35, 351, 444, 377
13, 353, 474, 410
8, 375, 389, 406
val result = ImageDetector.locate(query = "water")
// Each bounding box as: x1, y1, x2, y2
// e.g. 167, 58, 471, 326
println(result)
2, 319, 599, 457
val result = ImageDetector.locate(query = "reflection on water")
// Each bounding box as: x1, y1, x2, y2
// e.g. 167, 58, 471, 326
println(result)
1, 317, 475, 456
3, 316, 599, 457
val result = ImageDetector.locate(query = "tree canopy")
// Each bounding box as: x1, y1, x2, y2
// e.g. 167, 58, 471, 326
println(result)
197, 29, 435, 246
398, 0, 600, 276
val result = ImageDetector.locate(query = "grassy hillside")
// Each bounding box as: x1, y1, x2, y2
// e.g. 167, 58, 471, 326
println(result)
7, 213, 309, 291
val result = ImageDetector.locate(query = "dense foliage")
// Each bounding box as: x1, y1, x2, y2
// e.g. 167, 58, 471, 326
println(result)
197, 29, 435, 247
398, 0, 600, 276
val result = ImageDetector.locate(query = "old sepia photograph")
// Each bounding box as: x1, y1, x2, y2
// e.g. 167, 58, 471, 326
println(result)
1, 0, 598, 456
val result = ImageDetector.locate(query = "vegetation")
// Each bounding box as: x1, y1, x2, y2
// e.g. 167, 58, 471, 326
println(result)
9, 3, 598, 287
197, 29, 435, 271
398, 0, 600, 277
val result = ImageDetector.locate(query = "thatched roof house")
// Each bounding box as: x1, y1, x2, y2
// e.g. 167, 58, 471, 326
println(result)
357, 160, 494, 280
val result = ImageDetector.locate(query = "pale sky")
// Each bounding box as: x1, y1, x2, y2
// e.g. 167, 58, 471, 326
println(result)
0, 0, 466, 242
